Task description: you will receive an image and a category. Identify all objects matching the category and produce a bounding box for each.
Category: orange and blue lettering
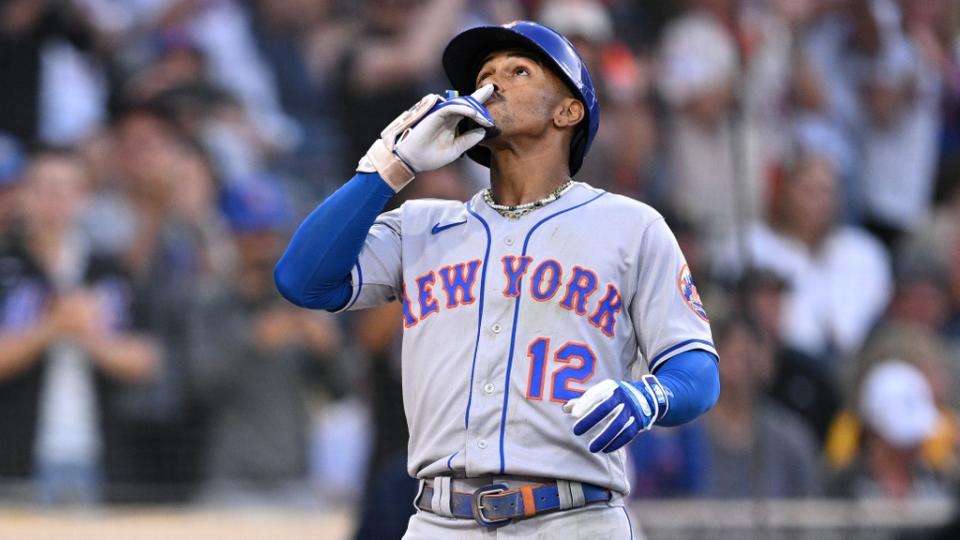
[588,285,622,337]
[501,256,533,297]
[531,260,563,301]
[560,266,597,315]
[401,283,418,328]
[551,342,596,402]
[525,337,550,400]
[439,260,481,308]
[415,271,440,320]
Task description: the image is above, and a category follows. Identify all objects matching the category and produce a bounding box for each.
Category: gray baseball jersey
[338,182,715,495]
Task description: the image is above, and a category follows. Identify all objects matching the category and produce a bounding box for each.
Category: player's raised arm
[273,87,495,311]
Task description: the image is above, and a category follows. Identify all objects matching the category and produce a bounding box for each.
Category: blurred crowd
[1,0,960,537]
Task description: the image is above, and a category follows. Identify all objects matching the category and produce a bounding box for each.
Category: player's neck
[488,152,571,206]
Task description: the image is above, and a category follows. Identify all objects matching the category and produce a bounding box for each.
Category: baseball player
[276,21,720,538]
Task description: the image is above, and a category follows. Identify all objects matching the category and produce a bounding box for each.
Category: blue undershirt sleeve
[274,172,396,311]
[650,349,720,427]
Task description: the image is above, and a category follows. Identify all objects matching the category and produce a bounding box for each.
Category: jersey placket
[462,204,524,476]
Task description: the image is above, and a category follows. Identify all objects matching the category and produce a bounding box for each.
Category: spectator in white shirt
[714,149,892,367]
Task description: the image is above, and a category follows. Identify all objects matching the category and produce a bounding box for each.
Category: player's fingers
[568,379,618,419]
[588,405,633,453]
[562,399,578,414]
[462,85,495,125]
[571,391,619,435]
[601,419,641,453]
[441,103,494,128]
[452,128,486,154]
[470,83,495,104]
[573,393,619,436]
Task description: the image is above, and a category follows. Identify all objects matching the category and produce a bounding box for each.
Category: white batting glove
[562,375,670,453]
[357,85,495,191]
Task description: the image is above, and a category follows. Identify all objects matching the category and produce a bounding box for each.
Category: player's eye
[476,71,492,86]
[513,66,530,76]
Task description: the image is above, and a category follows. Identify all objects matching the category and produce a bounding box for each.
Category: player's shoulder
[400,197,468,218]
[573,182,665,228]
[394,197,470,231]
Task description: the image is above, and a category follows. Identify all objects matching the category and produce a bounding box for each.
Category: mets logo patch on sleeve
[678,264,709,322]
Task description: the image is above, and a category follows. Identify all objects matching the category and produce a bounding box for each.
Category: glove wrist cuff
[358,139,415,192]
[638,374,670,424]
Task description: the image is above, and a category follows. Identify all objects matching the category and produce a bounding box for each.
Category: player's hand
[394,85,495,173]
[357,85,495,191]
[562,375,670,453]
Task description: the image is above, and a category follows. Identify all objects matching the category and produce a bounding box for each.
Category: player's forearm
[653,349,720,427]
[274,172,395,310]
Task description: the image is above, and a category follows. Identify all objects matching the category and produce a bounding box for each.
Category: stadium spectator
[120,0,298,153]
[78,104,231,501]
[900,185,960,341]
[188,179,340,506]
[738,268,840,443]
[0,0,101,144]
[828,360,953,501]
[826,324,960,482]
[854,0,945,247]
[332,0,467,180]
[0,148,159,504]
[247,0,350,195]
[627,420,709,499]
[656,4,779,243]
[713,150,892,364]
[632,315,822,499]
[701,316,822,498]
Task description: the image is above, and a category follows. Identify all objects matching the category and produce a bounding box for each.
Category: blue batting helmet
[442,20,600,176]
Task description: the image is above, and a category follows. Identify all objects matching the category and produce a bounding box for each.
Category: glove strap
[622,375,670,430]
[357,93,443,191]
[638,374,670,423]
[357,139,415,191]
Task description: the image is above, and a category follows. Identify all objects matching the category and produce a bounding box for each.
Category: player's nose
[481,81,501,102]
[477,73,503,99]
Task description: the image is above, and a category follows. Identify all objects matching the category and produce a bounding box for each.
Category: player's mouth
[483,90,503,106]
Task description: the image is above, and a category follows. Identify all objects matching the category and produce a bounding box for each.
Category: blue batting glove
[562,375,670,453]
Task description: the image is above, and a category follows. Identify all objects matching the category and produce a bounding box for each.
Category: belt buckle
[471,483,512,528]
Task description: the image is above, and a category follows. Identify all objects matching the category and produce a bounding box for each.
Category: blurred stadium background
[1,0,960,538]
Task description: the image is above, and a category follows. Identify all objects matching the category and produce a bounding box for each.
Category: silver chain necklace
[482,179,575,219]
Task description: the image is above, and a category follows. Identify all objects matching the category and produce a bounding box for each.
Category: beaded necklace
[482,179,575,219]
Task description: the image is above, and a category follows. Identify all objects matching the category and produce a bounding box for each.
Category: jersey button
[504,237,514,246]
[483,383,495,394]
[477,440,487,449]
[491,323,502,334]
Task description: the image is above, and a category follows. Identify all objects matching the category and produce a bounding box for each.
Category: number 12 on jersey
[525,338,596,402]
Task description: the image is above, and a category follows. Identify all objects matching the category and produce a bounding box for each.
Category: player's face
[473,50,582,144]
